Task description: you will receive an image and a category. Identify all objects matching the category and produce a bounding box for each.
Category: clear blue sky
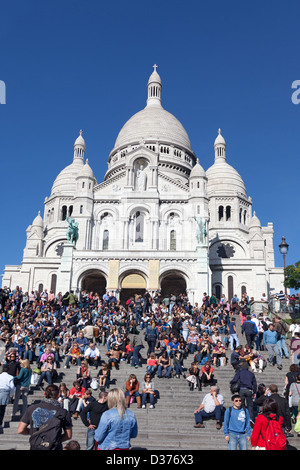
[0,0,299,289]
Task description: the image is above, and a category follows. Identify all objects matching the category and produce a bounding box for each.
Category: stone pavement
[1,316,299,451]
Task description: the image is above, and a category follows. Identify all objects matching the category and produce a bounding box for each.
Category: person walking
[223,394,251,450]
[0,365,15,427]
[263,323,282,370]
[230,362,257,423]
[12,359,32,418]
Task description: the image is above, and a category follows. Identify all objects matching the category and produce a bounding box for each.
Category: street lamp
[279,236,289,295]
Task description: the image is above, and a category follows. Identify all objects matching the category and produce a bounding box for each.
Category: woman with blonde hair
[12,359,32,417]
[94,388,138,450]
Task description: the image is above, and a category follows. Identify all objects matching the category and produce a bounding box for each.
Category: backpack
[29,408,66,450]
[262,415,287,451]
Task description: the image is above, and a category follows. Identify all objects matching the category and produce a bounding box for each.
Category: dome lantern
[74,129,86,160]
[146,64,162,108]
[214,128,226,163]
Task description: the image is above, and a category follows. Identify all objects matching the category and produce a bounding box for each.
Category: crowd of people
[0,285,300,450]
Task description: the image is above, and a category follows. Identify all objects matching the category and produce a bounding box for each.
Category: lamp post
[279,236,289,295]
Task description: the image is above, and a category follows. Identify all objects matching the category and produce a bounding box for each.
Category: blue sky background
[0,0,299,292]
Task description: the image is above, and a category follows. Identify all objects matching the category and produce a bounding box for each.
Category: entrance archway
[120,273,146,305]
[81,270,107,297]
[160,272,187,299]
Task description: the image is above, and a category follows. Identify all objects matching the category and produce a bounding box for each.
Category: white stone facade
[2,67,285,302]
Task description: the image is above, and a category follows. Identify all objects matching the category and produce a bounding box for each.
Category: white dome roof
[77,159,97,182]
[206,161,247,197]
[249,211,261,229]
[32,211,43,228]
[51,158,84,195]
[114,105,192,151]
[190,158,206,178]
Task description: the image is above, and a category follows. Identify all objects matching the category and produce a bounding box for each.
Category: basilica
[2,67,284,303]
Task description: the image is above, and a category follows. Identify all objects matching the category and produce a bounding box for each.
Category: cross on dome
[153,64,158,72]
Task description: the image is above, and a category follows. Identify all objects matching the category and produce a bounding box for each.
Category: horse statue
[66,217,79,246]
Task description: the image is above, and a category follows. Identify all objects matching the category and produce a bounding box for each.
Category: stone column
[56,242,74,294]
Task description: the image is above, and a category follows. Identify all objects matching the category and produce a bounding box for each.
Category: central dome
[112,66,192,152]
[114,105,192,151]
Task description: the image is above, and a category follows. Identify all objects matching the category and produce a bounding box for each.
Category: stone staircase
[1,318,300,451]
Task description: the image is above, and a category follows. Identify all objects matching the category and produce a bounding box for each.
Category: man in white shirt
[84,343,101,369]
[194,385,224,429]
[0,365,15,426]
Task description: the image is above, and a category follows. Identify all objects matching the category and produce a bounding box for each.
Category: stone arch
[159,269,188,298]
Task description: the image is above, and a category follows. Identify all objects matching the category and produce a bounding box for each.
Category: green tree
[284,261,300,290]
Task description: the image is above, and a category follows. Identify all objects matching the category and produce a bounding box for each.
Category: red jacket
[251,413,284,448]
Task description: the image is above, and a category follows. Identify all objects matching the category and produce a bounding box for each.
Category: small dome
[32,211,43,228]
[249,211,261,230]
[214,128,226,147]
[77,159,97,182]
[148,66,161,85]
[51,158,84,196]
[206,161,247,197]
[190,158,206,178]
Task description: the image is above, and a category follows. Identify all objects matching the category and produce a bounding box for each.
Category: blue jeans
[157,365,172,378]
[229,334,239,351]
[86,428,96,450]
[38,370,53,386]
[131,345,144,367]
[142,392,155,406]
[174,363,184,375]
[195,405,222,424]
[227,432,248,450]
[277,335,289,358]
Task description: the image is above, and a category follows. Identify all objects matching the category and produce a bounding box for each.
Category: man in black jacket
[241,316,258,349]
[230,362,257,422]
[269,383,293,437]
[80,390,108,450]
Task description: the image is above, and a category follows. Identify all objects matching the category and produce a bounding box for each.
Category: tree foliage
[284,261,300,290]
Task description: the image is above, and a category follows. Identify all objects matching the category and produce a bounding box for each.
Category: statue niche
[134,160,147,191]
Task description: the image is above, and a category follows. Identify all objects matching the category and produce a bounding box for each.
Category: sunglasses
[234,399,242,402]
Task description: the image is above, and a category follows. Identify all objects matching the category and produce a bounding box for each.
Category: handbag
[230,379,240,394]
[294,417,300,433]
[30,372,39,386]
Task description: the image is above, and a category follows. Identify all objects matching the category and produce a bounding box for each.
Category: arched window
[218,206,224,221]
[170,230,176,251]
[80,205,83,214]
[228,276,234,301]
[51,274,57,294]
[243,210,247,225]
[103,230,109,250]
[38,283,43,294]
[239,208,242,223]
[68,206,73,217]
[215,285,222,302]
[241,285,247,297]
[135,212,144,243]
[61,206,67,221]
[226,206,231,221]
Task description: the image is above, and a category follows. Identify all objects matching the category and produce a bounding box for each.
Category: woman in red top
[251,397,284,450]
[69,380,86,419]
[200,362,214,387]
[125,374,141,408]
